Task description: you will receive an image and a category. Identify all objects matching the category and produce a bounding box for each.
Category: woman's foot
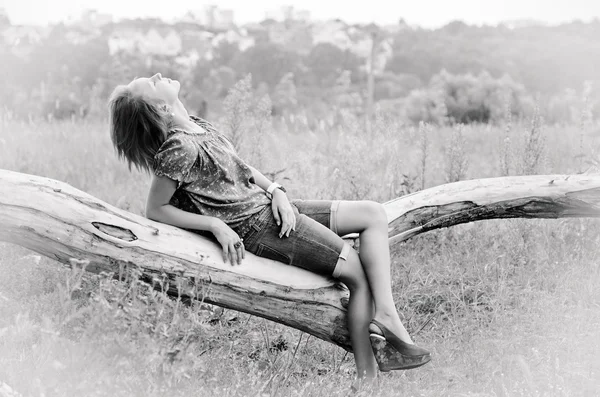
[369,315,413,344]
[369,319,431,371]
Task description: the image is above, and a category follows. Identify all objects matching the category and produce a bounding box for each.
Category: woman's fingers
[286,211,296,237]
[228,241,238,265]
[223,239,243,265]
[279,210,290,238]
[236,244,244,265]
[284,214,291,237]
[214,223,244,265]
[272,203,282,226]
[279,208,297,238]
[286,213,296,237]
[222,244,229,264]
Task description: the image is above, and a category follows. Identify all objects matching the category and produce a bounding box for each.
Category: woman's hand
[271,189,296,238]
[210,218,245,265]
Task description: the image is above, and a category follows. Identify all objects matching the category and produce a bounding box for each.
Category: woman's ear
[160,103,175,119]
[159,103,175,130]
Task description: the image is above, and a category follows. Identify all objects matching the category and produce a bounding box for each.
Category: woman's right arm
[145,174,245,265]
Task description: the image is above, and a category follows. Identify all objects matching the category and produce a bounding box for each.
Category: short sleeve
[153,134,202,184]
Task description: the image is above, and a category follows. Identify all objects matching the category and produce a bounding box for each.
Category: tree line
[1,17,599,124]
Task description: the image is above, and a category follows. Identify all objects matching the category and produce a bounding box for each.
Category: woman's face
[128,73,180,105]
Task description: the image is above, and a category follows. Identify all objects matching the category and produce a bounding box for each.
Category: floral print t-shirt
[153,116,270,232]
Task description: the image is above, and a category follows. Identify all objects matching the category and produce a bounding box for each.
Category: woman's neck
[170,102,205,134]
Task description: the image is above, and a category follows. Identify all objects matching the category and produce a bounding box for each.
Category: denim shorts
[237,200,350,278]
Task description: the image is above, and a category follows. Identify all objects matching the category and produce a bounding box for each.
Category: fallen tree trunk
[386,174,600,243]
[1,169,599,351]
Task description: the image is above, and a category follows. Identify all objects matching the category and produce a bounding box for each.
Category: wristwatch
[266,182,286,199]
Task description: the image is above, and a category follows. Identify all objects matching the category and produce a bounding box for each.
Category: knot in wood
[92,222,137,242]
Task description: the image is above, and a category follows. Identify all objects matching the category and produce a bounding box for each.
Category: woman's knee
[361,201,388,228]
[336,200,388,235]
[335,248,368,291]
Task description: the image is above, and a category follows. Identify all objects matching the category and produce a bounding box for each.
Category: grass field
[1,112,599,397]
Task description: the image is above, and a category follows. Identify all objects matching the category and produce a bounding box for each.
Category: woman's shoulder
[155,130,200,162]
[153,131,202,183]
[190,115,220,134]
[161,129,194,147]
[189,115,237,151]
[162,116,217,142]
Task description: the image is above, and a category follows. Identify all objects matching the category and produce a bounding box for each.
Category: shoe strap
[369,319,386,336]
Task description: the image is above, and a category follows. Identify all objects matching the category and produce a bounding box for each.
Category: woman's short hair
[108,85,169,173]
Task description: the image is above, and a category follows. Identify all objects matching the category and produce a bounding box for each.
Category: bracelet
[266,182,280,196]
[266,182,286,199]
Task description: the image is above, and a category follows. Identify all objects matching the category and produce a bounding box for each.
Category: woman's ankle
[371,314,414,344]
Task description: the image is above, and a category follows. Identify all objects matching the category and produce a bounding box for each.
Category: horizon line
[4,14,600,30]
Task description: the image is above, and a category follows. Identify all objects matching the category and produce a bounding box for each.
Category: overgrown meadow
[1,86,600,396]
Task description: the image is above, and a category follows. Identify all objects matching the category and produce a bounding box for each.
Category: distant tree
[430,70,531,123]
[303,42,362,87]
[191,60,213,89]
[207,66,237,97]
[374,72,422,100]
[143,55,185,81]
[212,40,241,67]
[232,43,299,88]
[0,48,22,111]
[2,16,600,121]
[386,30,446,82]
[27,25,108,93]
[70,37,111,88]
[331,70,363,114]
[221,74,253,151]
[284,24,313,54]
[401,70,533,125]
[0,11,10,29]
[441,20,469,36]
[387,22,600,96]
[272,72,298,114]
[403,88,448,125]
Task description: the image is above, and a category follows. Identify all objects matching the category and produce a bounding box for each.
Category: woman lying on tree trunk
[107,73,431,389]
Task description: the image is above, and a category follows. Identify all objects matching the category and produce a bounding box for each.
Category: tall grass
[1,104,600,396]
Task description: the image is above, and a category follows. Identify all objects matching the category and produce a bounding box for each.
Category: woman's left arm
[248,165,296,238]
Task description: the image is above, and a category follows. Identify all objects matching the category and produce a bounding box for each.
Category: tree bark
[1,169,599,351]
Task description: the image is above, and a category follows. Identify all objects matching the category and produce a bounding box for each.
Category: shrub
[444,124,469,182]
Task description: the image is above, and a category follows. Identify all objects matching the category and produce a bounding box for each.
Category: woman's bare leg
[334,248,378,381]
[335,200,413,343]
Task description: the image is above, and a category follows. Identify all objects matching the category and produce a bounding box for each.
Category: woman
[108,73,431,387]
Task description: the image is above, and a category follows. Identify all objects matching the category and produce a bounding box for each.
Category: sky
[2,0,600,28]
